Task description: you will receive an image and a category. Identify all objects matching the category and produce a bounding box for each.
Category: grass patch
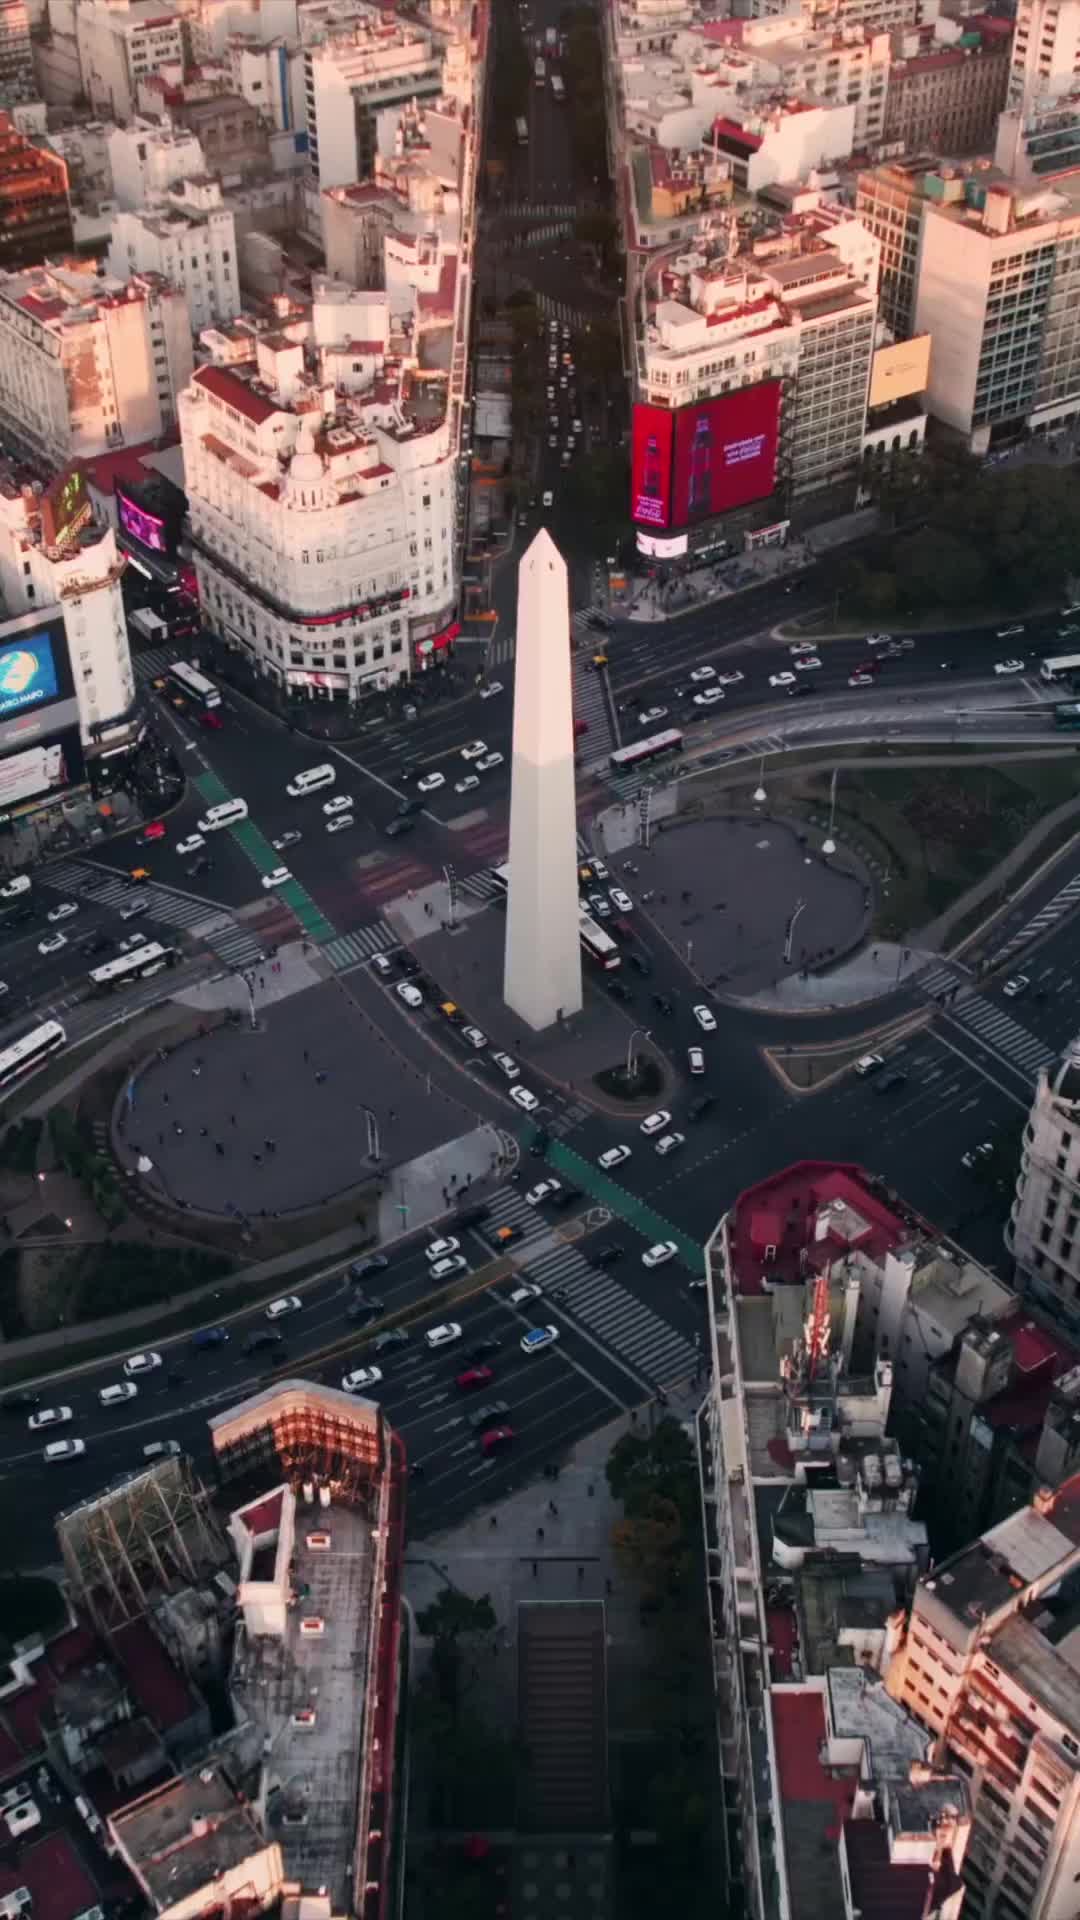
[0,1241,234,1339]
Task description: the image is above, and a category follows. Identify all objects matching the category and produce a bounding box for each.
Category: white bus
[89,943,176,991]
[168,660,221,710]
[0,1021,66,1093]
[1040,653,1080,684]
[488,865,620,969]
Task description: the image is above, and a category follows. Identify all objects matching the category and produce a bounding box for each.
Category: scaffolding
[57,1459,228,1630]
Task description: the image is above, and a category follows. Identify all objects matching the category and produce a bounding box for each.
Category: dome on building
[289,420,324,487]
[1049,1046,1080,1104]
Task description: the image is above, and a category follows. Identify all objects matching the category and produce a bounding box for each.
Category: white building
[75,0,185,123]
[0,264,194,468]
[108,179,240,333]
[1009,1048,1080,1334]
[304,16,446,197]
[1008,0,1080,111]
[225,33,303,135]
[108,119,207,209]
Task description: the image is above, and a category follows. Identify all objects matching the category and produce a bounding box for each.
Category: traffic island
[593,1057,664,1101]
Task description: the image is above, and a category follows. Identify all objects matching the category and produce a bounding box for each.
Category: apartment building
[304,16,445,195]
[0,111,73,274]
[887,1473,1080,1920]
[1010,1048,1080,1329]
[107,120,206,210]
[107,178,240,333]
[883,27,1011,155]
[855,157,933,336]
[0,264,193,468]
[0,0,34,106]
[696,1156,974,1920]
[1008,0,1080,111]
[74,0,185,123]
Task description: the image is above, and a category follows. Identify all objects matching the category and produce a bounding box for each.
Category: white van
[0,875,30,900]
[286,764,336,799]
[196,798,249,833]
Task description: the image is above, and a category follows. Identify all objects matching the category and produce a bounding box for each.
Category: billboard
[117,488,168,553]
[671,383,781,526]
[41,468,91,552]
[637,530,688,559]
[0,734,82,810]
[631,404,675,529]
[0,632,60,719]
[868,336,931,411]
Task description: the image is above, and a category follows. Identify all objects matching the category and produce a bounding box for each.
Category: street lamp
[752,752,767,806]
[357,1105,381,1164]
[822,767,839,857]
[626,1027,651,1082]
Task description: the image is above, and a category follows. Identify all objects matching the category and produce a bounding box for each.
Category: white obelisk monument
[502,528,583,1030]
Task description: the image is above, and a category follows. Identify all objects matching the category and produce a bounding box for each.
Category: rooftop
[917,1473,1080,1642]
[194,362,281,426]
[111,1617,195,1731]
[111,1765,265,1911]
[771,1689,854,1920]
[730,1162,910,1298]
[0,1831,100,1920]
[842,1817,957,1920]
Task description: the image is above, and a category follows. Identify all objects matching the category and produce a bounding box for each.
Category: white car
[272,830,302,852]
[520,1324,560,1354]
[688,1046,705,1074]
[769,671,795,689]
[265,1295,302,1320]
[492,1052,519,1079]
[693,1005,717,1032]
[261,867,292,890]
[848,671,875,687]
[427,1237,461,1262]
[47,901,78,923]
[38,933,67,955]
[997,624,1024,638]
[342,1366,384,1393]
[143,1440,181,1460]
[510,1085,539,1111]
[425,1322,463,1350]
[994,659,1026,675]
[43,1440,85,1465]
[396,982,423,1008]
[716,670,744,686]
[690,665,716,683]
[638,706,668,726]
[431,1254,468,1282]
[99,1382,138,1407]
[1003,974,1030,999]
[526,1179,560,1205]
[655,1132,685,1157]
[789,641,818,656]
[123,1350,162,1377]
[176,834,205,857]
[327,815,354,834]
[865,632,893,647]
[508,1281,543,1305]
[793,654,821,672]
[640,1109,671,1136]
[324,794,354,817]
[28,1405,72,1431]
[642,1241,678,1268]
[610,888,633,913]
[693,688,724,707]
[541,491,553,507]
[854,1052,885,1076]
[124,1350,162,1377]
[598,1145,630,1169]
[462,1026,487,1050]
[455,775,480,794]
[479,681,504,700]
[476,752,504,772]
[417,772,445,794]
[461,741,488,761]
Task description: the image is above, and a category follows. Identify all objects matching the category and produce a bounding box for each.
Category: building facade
[0,0,34,105]
[75,0,184,124]
[304,17,445,201]
[1009,1049,1080,1330]
[0,111,73,274]
[107,180,241,334]
[1008,0,1080,112]
[883,36,1011,156]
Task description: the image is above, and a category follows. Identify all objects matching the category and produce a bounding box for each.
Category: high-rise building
[0,263,194,468]
[883,24,1012,157]
[0,111,72,273]
[0,0,34,106]
[74,0,184,124]
[1009,1047,1080,1331]
[107,179,241,334]
[1008,0,1080,111]
[304,17,445,197]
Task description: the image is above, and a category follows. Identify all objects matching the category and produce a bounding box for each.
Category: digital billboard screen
[0,633,59,719]
[117,488,168,553]
[671,382,781,528]
[0,733,82,810]
[630,404,675,529]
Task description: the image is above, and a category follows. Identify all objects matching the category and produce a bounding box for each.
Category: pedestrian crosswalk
[479,1190,699,1388]
[324,921,399,970]
[459,833,591,905]
[41,860,265,970]
[992,869,1080,968]
[132,645,178,682]
[518,222,573,248]
[485,628,517,666]
[915,960,969,1001]
[536,292,592,331]
[573,644,615,763]
[945,989,1057,1082]
[497,201,577,218]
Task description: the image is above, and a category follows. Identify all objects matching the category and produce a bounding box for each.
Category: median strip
[192,771,337,944]
[540,1134,705,1273]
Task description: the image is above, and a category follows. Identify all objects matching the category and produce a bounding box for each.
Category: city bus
[515,116,528,145]
[1056,702,1080,728]
[168,660,221,710]
[0,1021,66,1094]
[487,865,621,968]
[1039,653,1080,685]
[609,728,685,773]
[89,943,176,991]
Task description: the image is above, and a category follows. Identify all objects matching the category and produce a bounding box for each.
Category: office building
[304,15,445,198]
[107,120,206,210]
[0,0,34,106]
[1008,0,1080,111]
[0,111,73,273]
[883,23,1011,156]
[107,179,241,334]
[1010,1047,1080,1330]
[0,263,193,468]
[74,0,184,124]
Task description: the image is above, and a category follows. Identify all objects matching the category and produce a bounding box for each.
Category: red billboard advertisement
[671,382,781,527]
[631,404,675,529]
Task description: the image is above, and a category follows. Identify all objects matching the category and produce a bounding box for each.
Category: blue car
[192,1326,229,1350]
[520,1325,560,1356]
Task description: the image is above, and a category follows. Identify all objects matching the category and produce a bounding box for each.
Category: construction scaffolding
[57,1459,229,1630]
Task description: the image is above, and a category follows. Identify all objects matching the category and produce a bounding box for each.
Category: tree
[894,526,987,611]
[613,1491,684,1591]
[416,1585,497,1645]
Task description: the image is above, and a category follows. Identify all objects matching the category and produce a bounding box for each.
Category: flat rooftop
[0,1832,100,1920]
[771,1690,853,1920]
[230,1498,374,1910]
[730,1162,909,1298]
[111,1765,263,1910]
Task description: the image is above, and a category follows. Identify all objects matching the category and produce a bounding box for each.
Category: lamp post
[358,1104,381,1164]
[626,1027,651,1082]
[784,900,806,967]
[443,863,457,930]
[822,767,839,857]
[753,753,767,806]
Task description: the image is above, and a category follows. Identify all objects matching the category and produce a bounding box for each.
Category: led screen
[670,382,781,527]
[0,634,59,718]
[0,734,80,809]
[117,489,168,553]
[630,404,675,529]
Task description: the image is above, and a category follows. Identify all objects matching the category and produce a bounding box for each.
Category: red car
[200,710,224,731]
[137,821,166,843]
[456,1365,495,1392]
[481,1424,514,1454]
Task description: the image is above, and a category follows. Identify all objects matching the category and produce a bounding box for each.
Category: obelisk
[502,529,583,1030]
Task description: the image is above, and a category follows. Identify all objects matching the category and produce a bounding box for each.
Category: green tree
[416,1585,497,1644]
[613,1491,684,1592]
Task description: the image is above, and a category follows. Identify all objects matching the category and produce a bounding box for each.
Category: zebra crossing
[496,201,577,218]
[132,645,178,682]
[41,860,265,970]
[915,960,969,1000]
[323,921,399,970]
[517,222,573,248]
[945,989,1057,1083]
[573,643,615,762]
[536,292,592,330]
[485,628,517,666]
[991,869,1080,967]
[460,832,590,905]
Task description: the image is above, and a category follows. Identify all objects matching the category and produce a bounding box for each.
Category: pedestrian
[577,1565,584,1581]
[489,1514,498,1528]
[605,1577,613,1595]
[242,1071,250,1085]
[253,1152,262,1165]
[303,1049,309,1063]
[259,975,265,989]
[265,1138,276,1153]
[192,1065,201,1078]
[536,1525,545,1543]
[215,1142,225,1156]
[158,1131,164,1146]
[548,1499,558,1517]
[315,1070,327,1085]
[199,1125,208,1138]
[162,1090,170,1106]
[230,1113,237,1127]
[532,1560,538,1577]
[587,1483,594,1498]
[174,1123,184,1137]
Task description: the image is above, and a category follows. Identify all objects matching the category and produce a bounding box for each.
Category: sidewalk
[730,941,934,1013]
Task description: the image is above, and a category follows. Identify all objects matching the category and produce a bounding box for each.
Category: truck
[128,607,169,644]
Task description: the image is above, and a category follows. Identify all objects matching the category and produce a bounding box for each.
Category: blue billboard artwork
[0,634,59,717]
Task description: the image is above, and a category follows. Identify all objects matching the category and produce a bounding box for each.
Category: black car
[874,1070,909,1095]
[469,1398,511,1432]
[455,1203,492,1229]
[593,1245,623,1267]
[187,855,213,876]
[397,796,425,816]
[688,1093,716,1121]
[349,1254,389,1281]
[1,1390,40,1414]
[84,934,114,956]
[346,1293,385,1322]
[651,992,674,1015]
[530,1128,551,1157]
[550,1186,582,1210]
[243,1330,284,1354]
[394,951,421,976]
[372,1327,410,1354]
[628,953,652,978]
[385,816,416,837]
[607,978,632,1003]
[788,681,819,697]
[468,1337,502,1360]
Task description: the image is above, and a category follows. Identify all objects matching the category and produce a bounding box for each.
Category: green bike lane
[193,770,337,945]
[538,1129,706,1274]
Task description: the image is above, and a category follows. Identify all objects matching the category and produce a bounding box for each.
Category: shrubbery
[48,1106,126,1227]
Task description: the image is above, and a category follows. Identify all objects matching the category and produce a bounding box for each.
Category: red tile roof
[731,1162,907,1296]
[984,1313,1080,1435]
[0,1833,99,1920]
[111,1619,194,1731]
[195,363,279,425]
[843,1818,938,1920]
[712,116,763,153]
[417,253,458,318]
